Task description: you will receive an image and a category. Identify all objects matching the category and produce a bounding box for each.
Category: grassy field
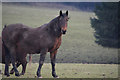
[1,63,118,78]
[0,3,119,78]
[2,3,118,63]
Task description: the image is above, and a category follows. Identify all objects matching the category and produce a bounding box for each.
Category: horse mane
[47,16,62,37]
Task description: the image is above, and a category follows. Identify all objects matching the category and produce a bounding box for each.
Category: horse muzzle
[61,30,66,34]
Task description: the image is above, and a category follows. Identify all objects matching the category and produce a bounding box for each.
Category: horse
[2,10,69,78]
[0,37,32,76]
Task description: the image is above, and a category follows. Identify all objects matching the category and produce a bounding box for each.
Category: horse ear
[59,10,62,16]
[66,10,68,16]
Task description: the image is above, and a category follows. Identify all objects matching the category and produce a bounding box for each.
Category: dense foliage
[90,2,119,48]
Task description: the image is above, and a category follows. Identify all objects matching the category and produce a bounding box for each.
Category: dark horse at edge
[0,36,32,75]
[2,10,69,78]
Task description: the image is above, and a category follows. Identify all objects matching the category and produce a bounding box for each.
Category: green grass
[1,63,118,78]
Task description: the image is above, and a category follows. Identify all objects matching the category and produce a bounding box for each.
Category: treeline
[3,2,100,11]
[90,2,119,48]
[61,2,101,12]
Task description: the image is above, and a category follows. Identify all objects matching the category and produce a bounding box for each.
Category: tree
[90,2,119,48]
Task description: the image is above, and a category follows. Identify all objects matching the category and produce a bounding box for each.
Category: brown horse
[2,10,69,78]
[0,37,32,75]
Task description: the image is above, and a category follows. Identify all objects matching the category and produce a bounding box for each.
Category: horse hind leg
[10,58,27,76]
[9,47,20,76]
[10,62,21,74]
[2,42,10,77]
[4,54,10,77]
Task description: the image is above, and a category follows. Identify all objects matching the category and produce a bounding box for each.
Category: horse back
[2,24,29,45]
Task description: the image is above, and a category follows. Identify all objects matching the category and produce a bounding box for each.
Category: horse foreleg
[50,50,58,78]
[37,49,47,78]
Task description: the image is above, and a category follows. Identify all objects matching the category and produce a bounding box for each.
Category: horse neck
[48,18,62,38]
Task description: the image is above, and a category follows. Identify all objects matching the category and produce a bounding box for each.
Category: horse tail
[29,54,32,65]
[2,39,10,63]
[2,24,7,30]
[4,25,7,28]
[2,39,9,55]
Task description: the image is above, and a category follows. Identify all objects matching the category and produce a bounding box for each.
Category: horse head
[58,10,69,35]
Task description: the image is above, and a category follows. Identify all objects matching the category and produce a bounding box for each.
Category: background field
[0,3,119,78]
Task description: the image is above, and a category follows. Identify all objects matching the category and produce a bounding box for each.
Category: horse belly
[16,41,40,55]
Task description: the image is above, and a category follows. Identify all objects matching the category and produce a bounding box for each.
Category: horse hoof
[5,74,10,77]
[56,76,59,78]
[6,74,10,77]
[52,74,59,78]
[54,76,59,78]
[10,71,14,74]
[38,76,42,78]
[53,75,59,78]
[4,73,10,77]
[15,73,20,76]
[6,75,10,77]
